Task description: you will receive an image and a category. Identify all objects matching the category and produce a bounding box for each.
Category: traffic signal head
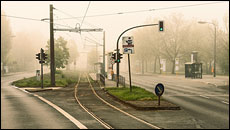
[39,60,45,64]
[159,21,164,31]
[117,53,123,63]
[42,53,48,60]
[36,53,41,60]
[111,53,116,60]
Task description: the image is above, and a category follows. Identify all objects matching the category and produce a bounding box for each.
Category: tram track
[74,72,161,129]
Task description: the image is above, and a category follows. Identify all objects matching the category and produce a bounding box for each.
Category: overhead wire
[80,1,91,28]
[54,6,99,29]
[1,14,73,28]
[53,1,227,20]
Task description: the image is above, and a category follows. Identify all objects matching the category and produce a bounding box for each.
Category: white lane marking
[221,101,229,105]
[199,95,210,99]
[33,94,88,129]
[11,84,87,129]
[12,86,32,95]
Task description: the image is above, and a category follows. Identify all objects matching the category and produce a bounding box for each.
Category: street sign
[155,83,164,106]
[122,36,134,54]
[155,83,164,96]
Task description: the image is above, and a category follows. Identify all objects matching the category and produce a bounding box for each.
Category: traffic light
[112,53,116,59]
[42,53,48,60]
[111,53,117,63]
[39,60,45,64]
[117,53,123,63]
[36,53,41,60]
[159,21,164,31]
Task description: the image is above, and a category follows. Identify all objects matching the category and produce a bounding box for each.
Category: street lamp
[198,21,216,77]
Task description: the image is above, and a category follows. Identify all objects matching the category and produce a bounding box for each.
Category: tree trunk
[205,62,209,74]
[158,56,162,74]
[171,59,175,74]
[209,61,212,74]
[141,59,144,74]
[154,56,157,73]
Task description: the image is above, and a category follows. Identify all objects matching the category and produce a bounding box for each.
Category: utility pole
[50,4,55,86]
[214,25,216,77]
[48,5,102,86]
[103,31,105,76]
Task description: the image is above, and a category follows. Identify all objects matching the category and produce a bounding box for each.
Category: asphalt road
[1,72,79,129]
[121,72,229,129]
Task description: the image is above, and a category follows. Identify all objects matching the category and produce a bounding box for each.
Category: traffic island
[103,86,180,111]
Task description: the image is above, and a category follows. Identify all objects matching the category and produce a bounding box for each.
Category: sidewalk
[157,74,229,89]
[90,72,229,89]
[131,72,229,88]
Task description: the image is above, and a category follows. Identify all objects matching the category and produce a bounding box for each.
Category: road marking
[12,85,87,128]
[199,95,209,99]
[33,94,88,129]
[221,101,229,105]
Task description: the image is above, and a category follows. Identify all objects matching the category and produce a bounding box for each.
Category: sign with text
[122,36,134,54]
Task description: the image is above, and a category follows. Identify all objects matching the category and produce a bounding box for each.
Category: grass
[11,70,79,87]
[105,86,159,101]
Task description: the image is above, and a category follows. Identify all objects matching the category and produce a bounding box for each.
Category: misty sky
[1,1,229,53]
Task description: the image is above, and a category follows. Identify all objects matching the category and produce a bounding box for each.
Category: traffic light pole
[40,48,44,89]
[116,23,158,87]
[41,57,44,89]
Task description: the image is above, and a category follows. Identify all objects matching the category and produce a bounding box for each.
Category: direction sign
[155,83,164,96]
[122,36,134,54]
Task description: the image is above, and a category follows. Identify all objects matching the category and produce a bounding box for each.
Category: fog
[1,1,229,75]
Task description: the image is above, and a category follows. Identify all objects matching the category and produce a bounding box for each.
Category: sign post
[155,83,165,106]
[122,36,134,92]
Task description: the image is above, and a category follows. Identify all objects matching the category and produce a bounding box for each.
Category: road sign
[155,83,164,106]
[122,36,134,54]
[155,83,164,97]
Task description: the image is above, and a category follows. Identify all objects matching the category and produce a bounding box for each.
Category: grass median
[11,70,79,87]
[105,86,160,101]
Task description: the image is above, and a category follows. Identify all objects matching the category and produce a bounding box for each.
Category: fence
[112,74,126,87]
[96,73,105,86]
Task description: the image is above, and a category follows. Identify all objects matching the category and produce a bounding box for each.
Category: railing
[96,73,105,86]
[112,74,126,87]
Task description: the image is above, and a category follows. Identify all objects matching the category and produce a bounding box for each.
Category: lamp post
[198,21,216,77]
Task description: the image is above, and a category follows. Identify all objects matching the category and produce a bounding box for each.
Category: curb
[102,88,180,111]
[25,88,53,92]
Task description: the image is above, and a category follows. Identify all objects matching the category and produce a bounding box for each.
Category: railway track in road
[74,72,161,129]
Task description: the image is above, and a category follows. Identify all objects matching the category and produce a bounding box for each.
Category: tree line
[121,13,229,75]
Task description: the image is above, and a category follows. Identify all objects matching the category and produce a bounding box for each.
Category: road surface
[1,72,79,129]
[121,72,229,129]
